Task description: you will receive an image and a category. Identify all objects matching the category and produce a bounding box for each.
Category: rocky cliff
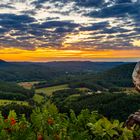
[132,62,140,92]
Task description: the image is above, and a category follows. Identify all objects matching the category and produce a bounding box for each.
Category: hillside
[0,61,125,82]
[100,62,136,81]
[69,63,136,90]
[0,81,34,100]
[0,59,9,66]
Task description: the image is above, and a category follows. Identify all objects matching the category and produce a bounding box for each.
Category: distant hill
[0,59,5,62]
[0,59,9,65]
[40,61,126,73]
[0,61,126,82]
[100,62,136,80]
[69,62,136,89]
[98,62,136,87]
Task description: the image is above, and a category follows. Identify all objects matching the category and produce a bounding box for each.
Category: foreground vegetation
[0,102,139,140]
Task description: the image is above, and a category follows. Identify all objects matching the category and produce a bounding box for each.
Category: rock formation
[132,62,140,92]
[125,62,140,133]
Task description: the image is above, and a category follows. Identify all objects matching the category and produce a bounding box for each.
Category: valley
[0,60,140,139]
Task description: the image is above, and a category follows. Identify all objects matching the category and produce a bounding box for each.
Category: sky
[0,0,140,62]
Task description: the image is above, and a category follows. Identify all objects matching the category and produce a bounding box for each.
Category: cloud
[0,14,36,31]
[75,0,104,7]
[0,0,140,51]
[0,4,15,9]
[39,21,79,28]
[80,22,109,31]
[87,3,140,18]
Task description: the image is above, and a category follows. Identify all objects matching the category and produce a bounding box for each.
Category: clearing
[35,84,69,96]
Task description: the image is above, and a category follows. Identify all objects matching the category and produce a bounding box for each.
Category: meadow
[35,84,69,96]
[33,94,44,103]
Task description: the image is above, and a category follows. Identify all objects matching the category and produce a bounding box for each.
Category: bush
[0,102,139,140]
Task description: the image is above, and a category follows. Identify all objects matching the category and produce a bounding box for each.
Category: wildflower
[37,134,43,140]
[10,117,16,126]
[47,118,54,125]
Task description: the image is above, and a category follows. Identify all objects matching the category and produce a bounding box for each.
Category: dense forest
[0,81,34,100]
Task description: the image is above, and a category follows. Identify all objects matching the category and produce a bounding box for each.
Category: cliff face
[132,62,140,92]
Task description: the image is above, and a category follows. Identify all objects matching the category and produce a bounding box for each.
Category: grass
[33,94,44,103]
[65,94,80,102]
[35,84,69,96]
[122,87,139,94]
[77,87,92,92]
[0,100,28,106]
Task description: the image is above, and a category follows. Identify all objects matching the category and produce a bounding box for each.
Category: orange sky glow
[0,47,140,62]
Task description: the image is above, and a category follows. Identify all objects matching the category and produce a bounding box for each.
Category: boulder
[125,62,140,131]
[132,62,140,92]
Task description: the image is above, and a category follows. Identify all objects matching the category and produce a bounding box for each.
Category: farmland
[35,84,69,96]
[18,81,40,89]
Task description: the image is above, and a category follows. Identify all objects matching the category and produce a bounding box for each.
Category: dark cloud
[0,14,36,31]
[100,27,130,34]
[87,3,140,18]
[0,14,36,23]
[0,28,8,34]
[80,22,109,31]
[39,21,79,28]
[75,0,104,7]
[88,3,140,18]
[116,0,132,3]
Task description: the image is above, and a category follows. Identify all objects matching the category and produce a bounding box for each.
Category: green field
[0,100,28,106]
[35,84,69,96]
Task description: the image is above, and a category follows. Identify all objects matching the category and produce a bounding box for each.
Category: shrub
[0,102,139,140]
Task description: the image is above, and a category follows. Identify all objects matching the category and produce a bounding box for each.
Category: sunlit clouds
[0,0,140,61]
[133,39,140,47]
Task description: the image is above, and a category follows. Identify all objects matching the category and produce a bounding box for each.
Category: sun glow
[133,40,140,47]
[0,47,140,62]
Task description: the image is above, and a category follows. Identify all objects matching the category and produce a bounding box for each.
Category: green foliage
[87,118,133,140]
[52,92,140,121]
[0,103,33,119]
[0,103,139,140]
